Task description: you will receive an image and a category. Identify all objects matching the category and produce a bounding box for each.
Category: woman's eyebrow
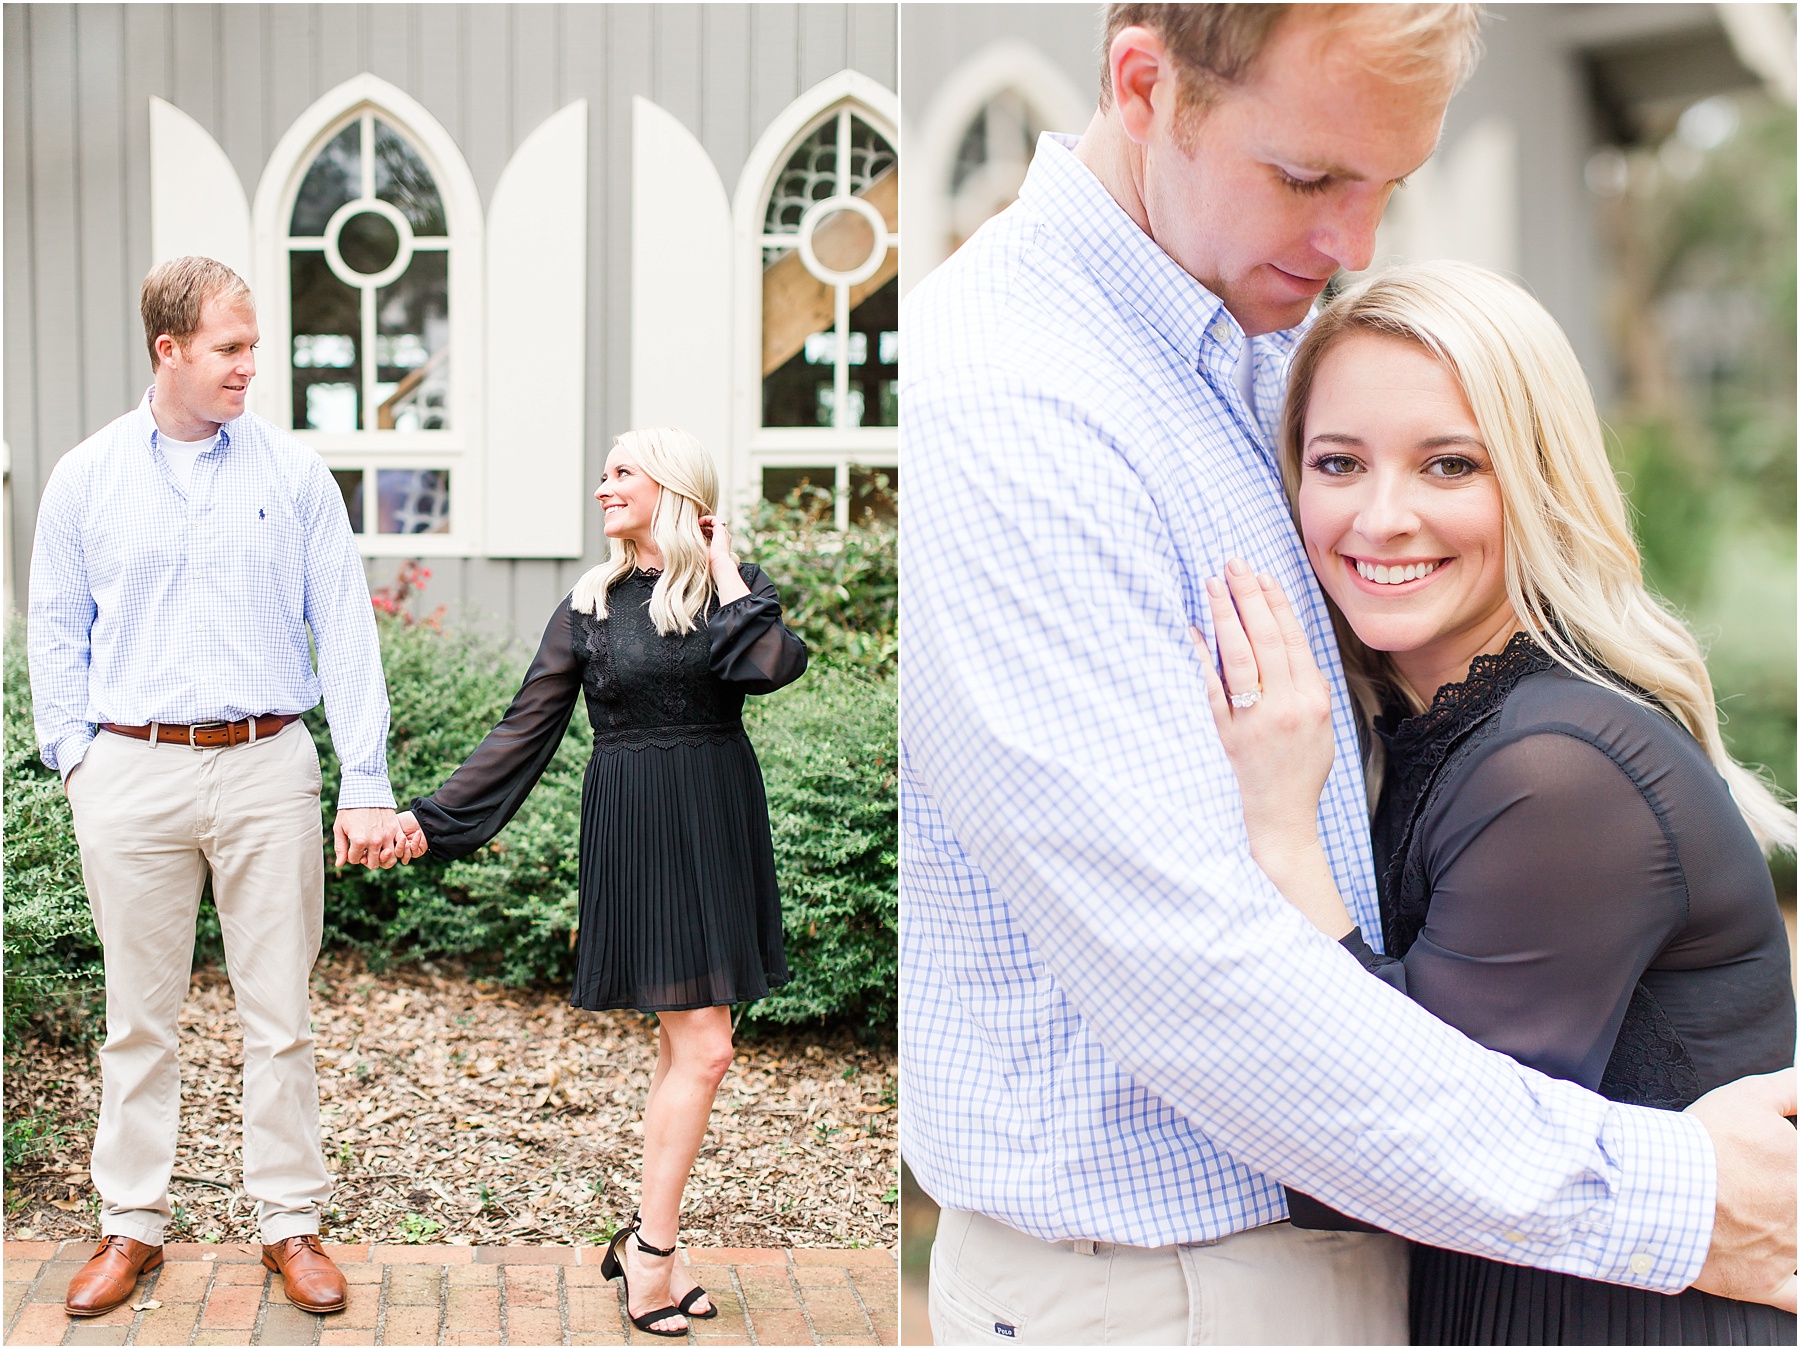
[1305,432,1364,448]
[1418,434,1487,451]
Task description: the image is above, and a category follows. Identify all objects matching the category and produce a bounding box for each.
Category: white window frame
[733,72,899,531]
[906,40,1092,286]
[251,74,486,556]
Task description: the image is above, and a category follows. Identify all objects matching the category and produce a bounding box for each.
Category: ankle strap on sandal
[634,1232,677,1259]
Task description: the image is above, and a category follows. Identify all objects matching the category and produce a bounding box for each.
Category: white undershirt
[156,431,217,496]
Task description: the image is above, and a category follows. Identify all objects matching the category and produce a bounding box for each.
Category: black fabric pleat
[1410,1244,1798,1345]
[570,732,789,1013]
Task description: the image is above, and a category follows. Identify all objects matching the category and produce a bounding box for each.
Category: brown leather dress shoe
[65,1234,164,1317]
[261,1234,347,1314]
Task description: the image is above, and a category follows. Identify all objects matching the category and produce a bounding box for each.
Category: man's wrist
[1575,1104,1715,1293]
[336,771,397,812]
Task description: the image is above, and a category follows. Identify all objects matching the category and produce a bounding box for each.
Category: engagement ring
[1229,688,1263,709]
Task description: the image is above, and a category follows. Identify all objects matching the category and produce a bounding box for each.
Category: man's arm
[28,462,99,781]
[297,456,399,865]
[902,361,1721,1292]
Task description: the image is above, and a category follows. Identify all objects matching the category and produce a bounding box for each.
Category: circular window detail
[324,198,415,289]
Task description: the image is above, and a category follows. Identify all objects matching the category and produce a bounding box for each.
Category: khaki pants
[67,723,332,1244]
[929,1208,1409,1346]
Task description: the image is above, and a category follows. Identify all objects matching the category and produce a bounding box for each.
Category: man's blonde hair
[1099,4,1483,117]
[571,428,721,636]
[1279,260,1795,855]
[140,256,253,371]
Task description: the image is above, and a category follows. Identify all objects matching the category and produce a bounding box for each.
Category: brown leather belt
[100,714,300,749]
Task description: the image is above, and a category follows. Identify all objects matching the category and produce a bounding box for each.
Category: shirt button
[1628,1252,1654,1276]
[1209,318,1234,343]
[1501,1230,1525,1244]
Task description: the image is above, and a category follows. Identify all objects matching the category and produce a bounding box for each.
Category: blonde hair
[141,256,253,371]
[1099,4,1484,115]
[570,428,719,636]
[1280,261,1794,855]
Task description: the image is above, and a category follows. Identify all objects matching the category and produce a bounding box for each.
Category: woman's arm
[707,560,808,694]
[402,598,584,861]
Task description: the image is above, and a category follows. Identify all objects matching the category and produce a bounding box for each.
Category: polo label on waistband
[993,1324,1016,1338]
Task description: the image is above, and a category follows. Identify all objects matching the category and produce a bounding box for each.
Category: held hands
[699,515,751,604]
[1193,560,1354,939]
[332,807,411,871]
[1686,1068,1797,1311]
[395,810,430,863]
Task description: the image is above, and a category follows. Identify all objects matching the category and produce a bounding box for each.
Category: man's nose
[1314,190,1387,276]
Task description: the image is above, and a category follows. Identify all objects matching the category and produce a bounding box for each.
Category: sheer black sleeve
[411,599,583,860]
[1378,730,1687,1089]
[1294,727,1690,1232]
[709,563,807,694]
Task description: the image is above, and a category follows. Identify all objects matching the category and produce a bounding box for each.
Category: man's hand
[333,807,403,870]
[1687,1068,1796,1311]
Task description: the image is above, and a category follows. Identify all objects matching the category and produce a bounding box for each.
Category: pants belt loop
[148,720,159,749]
[248,716,258,745]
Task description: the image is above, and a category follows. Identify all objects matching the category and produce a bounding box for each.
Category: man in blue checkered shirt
[902,6,1796,1342]
[28,257,408,1320]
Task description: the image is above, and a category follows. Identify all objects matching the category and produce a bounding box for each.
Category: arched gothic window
[286,110,452,537]
[750,96,899,528]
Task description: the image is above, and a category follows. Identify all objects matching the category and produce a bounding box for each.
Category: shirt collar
[1016,133,1309,370]
[137,385,233,450]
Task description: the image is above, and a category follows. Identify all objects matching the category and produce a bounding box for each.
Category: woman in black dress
[1197,262,1795,1344]
[394,427,806,1336]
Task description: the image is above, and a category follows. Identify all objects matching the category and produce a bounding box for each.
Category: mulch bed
[4,954,897,1252]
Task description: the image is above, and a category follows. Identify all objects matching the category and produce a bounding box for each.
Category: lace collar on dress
[1375,630,1556,765]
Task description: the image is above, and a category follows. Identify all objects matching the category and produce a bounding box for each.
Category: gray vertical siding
[4,2,897,643]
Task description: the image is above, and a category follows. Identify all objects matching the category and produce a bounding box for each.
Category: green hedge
[3,535,897,1043]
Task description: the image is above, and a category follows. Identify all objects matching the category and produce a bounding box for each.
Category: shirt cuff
[50,727,96,780]
[336,770,397,811]
[1573,1103,1715,1293]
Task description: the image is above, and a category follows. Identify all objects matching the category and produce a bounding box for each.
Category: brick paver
[4,1242,897,1345]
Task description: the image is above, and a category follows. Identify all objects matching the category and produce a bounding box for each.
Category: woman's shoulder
[1497,664,1701,768]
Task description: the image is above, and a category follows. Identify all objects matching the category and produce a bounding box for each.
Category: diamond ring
[1229,688,1263,710]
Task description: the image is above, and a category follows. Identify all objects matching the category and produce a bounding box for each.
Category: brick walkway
[3,1242,897,1346]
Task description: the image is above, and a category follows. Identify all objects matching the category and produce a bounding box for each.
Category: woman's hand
[396,810,430,863]
[699,515,751,604]
[1194,560,1354,938]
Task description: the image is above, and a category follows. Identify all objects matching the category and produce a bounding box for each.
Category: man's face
[1137,20,1449,336]
[160,293,259,426]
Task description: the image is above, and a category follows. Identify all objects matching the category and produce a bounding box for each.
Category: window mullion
[833,282,850,430]
[361,283,377,430]
[360,113,375,200]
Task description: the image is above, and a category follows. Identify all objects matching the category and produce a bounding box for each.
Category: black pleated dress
[412,564,806,1012]
[1288,633,1795,1345]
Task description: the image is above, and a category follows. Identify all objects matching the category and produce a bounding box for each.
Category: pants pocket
[929,1250,1030,1346]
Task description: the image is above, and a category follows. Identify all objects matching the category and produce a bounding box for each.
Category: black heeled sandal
[600,1215,691,1337]
[626,1209,717,1319]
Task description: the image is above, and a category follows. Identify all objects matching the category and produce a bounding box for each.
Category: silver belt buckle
[189,720,228,750]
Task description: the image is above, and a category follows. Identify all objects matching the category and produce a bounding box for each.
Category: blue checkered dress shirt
[899,134,1714,1291]
[29,390,396,809]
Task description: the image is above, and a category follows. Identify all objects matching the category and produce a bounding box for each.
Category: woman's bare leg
[625,1006,732,1331]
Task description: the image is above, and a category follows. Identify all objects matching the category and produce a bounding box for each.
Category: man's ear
[1109,25,1178,147]
[153,332,181,368]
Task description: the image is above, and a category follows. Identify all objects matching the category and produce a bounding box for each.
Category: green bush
[2,616,103,1047]
[744,663,898,1037]
[4,538,898,1039]
[746,481,897,677]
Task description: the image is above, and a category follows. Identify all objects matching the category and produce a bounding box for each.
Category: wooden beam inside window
[762,166,898,377]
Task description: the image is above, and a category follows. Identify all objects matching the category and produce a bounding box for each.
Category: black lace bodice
[1350,632,1792,1108]
[411,563,807,859]
[572,568,789,748]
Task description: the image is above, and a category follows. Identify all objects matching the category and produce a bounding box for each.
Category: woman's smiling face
[1297,331,1518,697]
